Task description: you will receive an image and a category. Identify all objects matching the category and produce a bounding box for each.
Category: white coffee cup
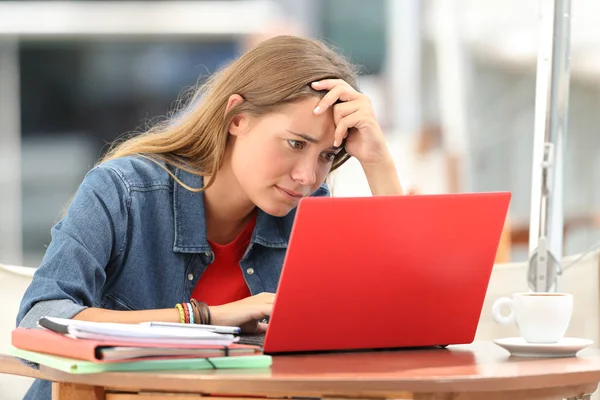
[491,292,573,343]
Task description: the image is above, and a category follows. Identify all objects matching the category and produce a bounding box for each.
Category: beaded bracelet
[186,302,195,324]
[183,302,191,324]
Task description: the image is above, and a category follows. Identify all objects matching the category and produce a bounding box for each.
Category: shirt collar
[172,168,288,253]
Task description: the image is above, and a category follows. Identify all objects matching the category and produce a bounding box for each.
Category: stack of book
[9,317,271,373]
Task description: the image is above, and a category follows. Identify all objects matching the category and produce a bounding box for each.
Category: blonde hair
[101,35,359,192]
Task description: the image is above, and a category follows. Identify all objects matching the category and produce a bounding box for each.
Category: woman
[17,35,402,399]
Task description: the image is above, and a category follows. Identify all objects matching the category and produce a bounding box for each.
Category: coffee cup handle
[492,297,515,325]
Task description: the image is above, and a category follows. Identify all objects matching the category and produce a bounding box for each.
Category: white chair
[477,250,600,400]
[0,263,35,399]
[476,249,600,344]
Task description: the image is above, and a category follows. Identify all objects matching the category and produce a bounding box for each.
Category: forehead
[277,98,336,140]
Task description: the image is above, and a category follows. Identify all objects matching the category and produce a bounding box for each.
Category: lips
[276,186,305,198]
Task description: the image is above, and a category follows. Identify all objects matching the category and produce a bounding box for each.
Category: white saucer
[493,337,594,358]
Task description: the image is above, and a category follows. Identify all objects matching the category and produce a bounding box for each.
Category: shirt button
[187,273,194,281]
[246,268,254,275]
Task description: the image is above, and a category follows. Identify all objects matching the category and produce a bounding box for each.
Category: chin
[259,203,296,217]
[253,197,296,217]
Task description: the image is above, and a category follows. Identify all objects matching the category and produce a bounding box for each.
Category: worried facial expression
[228,97,340,216]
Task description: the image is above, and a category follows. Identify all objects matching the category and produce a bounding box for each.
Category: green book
[7,345,272,374]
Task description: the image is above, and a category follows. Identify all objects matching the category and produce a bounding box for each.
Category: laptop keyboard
[237,333,266,347]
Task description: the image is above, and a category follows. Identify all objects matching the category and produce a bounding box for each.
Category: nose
[291,156,317,186]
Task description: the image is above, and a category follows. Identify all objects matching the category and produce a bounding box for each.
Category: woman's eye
[288,140,305,150]
[322,152,337,162]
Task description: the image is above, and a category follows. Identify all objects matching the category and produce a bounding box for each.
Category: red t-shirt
[191,214,256,306]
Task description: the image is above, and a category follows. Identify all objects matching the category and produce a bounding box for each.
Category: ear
[225,94,249,137]
[225,94,244,114]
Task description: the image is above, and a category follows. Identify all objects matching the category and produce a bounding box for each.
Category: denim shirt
[16,155,329,400]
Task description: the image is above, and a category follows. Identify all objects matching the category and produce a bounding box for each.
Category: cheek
[232,139,293,182]
[314,162,331,186]
[261,143,294,172]
[250,144,296,184]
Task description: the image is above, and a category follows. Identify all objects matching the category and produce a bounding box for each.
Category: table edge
[37,366,600,396]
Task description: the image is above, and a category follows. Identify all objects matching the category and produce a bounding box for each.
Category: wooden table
[2,342,600,400]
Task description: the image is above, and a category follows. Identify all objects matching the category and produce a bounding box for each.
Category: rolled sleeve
[16,165,130,328]
[18,299,88,329]
[16,299,88,370]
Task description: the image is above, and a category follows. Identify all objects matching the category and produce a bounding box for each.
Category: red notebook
[12,328,261,362]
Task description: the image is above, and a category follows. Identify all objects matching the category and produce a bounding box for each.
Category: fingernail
[313,106,321,114]
[312,81,320,87]
[333,140,338,147]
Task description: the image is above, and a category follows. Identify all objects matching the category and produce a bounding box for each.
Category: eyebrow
[286,130,341,151]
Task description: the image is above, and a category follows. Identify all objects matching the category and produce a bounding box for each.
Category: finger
[332,100,361,126]
[312,85,345,115]
[333,120,349,148]
[256,292,276,304]
[252,303,274,319]
[312,83,360,114]
[311,78,354,91]
[239,320,259,334]
[256,322,269,333]
[334,112,365,147]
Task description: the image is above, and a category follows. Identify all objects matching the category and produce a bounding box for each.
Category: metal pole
[433,0,472,192]
[387,0,421,135]
[527,0,571,292]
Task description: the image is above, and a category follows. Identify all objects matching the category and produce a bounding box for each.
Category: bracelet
[182,301,190,324]
[175,303,185,324]
[199,301,211,325]
[205,302,211,325]
[190,299,211,325]
[186,302,195,324]
[190,299,200,324]
[190,299,203,324]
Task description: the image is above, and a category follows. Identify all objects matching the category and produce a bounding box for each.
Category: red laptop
[258,192,511,354]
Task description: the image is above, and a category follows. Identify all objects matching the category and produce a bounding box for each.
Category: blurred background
[1,0,600,269]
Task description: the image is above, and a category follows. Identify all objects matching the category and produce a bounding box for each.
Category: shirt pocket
[100,293,136,311]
